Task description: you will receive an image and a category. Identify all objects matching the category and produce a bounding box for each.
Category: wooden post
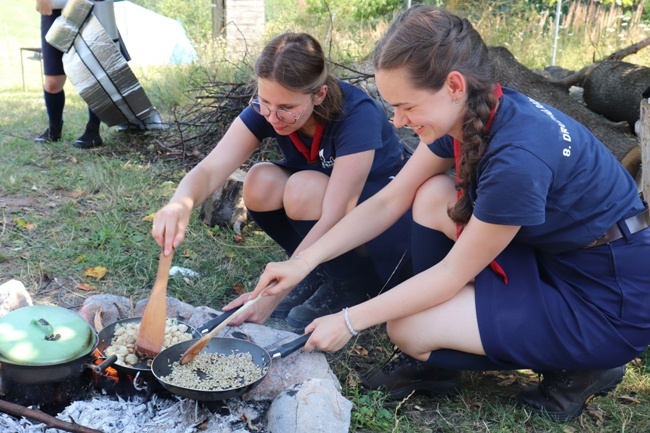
[641,99,650,201]
[211,0,224,39]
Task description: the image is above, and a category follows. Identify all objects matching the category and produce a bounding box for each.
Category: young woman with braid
[245,6,650,422]
[152,32,412,329]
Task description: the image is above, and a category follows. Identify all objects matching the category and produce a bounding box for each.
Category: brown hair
[374,5,498,225]
[255,33,343,124]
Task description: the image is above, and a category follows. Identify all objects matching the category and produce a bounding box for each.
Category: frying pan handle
[270,333,312,359]
[196,309,238,335]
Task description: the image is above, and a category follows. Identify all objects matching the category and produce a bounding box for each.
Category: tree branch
[0,399,103,433]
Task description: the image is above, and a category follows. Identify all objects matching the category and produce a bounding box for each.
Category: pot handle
[92,354,118,374]
[195,309,239,335]
[270,333,311,360]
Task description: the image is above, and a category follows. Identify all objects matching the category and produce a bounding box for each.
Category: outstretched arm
[249,142,453,300]
[152,118,260,255]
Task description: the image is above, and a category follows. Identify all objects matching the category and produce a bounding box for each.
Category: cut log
[582,60,650,128]
[489,45,639,163]
[549,36,650,88]
[199,168,248,234]
[640,99,649,200]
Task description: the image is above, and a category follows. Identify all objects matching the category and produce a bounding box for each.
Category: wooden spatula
[179,284,274,365]
[135,248,173,358]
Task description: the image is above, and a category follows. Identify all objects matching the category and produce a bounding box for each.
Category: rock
[0,279,33,318]
[199,168,248,235]
[134,297,196,323]
[266,378,352,433]
[77,294,132,328]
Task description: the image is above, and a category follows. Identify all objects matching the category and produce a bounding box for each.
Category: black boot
[271,268,325,319]
[34,121,63,143]
[360,352,463,400]
[286,275,379,329]
[73,123,103,149]
[517,366,626,422]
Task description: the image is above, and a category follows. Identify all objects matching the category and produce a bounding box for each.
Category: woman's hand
[248,257,312,300]
[36,0,54,15]
[303,311,354,352]
[221,291,283,325]
[152,202,191,256]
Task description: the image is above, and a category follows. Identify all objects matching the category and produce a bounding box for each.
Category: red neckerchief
[453,83,508,284]
[289,122,325,164]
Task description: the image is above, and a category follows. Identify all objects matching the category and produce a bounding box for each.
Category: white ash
[0,394,270,433]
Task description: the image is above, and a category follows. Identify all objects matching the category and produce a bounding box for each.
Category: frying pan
[151,332,310,401]
[95,315,228,377]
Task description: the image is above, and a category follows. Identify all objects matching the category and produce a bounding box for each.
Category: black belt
[583,209,650,248]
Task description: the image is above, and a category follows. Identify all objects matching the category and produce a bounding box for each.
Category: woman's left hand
[303,311,354,352]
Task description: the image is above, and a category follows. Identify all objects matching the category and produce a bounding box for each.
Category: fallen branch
[550,36,650,88]
[0,399,103,433]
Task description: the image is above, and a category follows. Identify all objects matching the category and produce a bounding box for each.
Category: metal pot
[0,305,98,412]
[151,333,310,401]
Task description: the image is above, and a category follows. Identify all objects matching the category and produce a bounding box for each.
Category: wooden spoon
[135,248,173,358]
[179,284,273,365]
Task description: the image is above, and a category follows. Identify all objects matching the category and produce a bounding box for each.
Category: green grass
[2,2,650,432]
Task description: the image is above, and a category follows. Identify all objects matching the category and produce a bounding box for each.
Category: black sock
[87,109,101,129]
[44,90,65,125]
[411,221,455,275]
[426,349,524,371]
[247,208,302,256]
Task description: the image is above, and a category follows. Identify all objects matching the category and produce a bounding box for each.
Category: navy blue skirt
[477,226,650,370]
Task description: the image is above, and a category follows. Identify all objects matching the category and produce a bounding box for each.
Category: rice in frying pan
[161,352,268,391]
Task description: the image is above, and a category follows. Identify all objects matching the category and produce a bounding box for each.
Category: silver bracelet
[343,307,358,336]
[292,255,312,273]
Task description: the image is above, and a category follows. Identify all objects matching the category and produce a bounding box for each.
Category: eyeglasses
[249,97,307,125]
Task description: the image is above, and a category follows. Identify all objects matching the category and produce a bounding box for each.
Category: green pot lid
[0,305,96,366]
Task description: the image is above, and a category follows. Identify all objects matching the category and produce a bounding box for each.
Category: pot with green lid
[0,305,98,412]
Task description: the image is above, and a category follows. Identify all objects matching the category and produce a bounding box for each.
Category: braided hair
[374,5,498,225]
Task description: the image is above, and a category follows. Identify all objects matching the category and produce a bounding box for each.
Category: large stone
[199,168,248,234]
[266,378,353,433]
[0,279,33,318]
[77,294,132,329]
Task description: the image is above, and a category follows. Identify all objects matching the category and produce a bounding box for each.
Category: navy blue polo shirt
[239,81,407,181]
[429,87,645,253]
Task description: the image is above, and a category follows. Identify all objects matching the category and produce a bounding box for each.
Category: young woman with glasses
[152,32,412,328]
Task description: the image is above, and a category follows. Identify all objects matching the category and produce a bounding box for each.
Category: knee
[283,171,326,220]
[43,75,65,93]
[386,319,409,347]
[412,174,456,230]
[387,320,429,361]
[243,163,285,211]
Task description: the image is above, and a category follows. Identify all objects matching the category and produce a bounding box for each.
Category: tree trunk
[582,60,650,128]
[489,46,639,162]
